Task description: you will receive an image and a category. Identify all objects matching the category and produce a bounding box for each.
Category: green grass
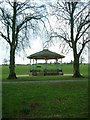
[2,81,88,119]
[1,65,30,79]
[2,64,88,118]
[1,64,88,81]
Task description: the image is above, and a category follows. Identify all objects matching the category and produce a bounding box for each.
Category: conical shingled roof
[27,49,65,59]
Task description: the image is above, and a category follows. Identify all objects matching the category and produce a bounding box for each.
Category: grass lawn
[1,64,88,119]
[2,81,88,119]
[1,63,88,81]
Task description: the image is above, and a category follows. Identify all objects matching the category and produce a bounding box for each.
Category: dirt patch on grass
[30,102,40,110]
[21,101,40,116]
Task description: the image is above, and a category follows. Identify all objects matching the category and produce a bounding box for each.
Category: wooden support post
[32,59,34,71]
[29,59,32,76]
[30,59,31,71]
[44,58,47,75]
[56,58,58,70]
[36,59,37,71]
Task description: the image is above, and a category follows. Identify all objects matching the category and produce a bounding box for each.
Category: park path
[1,79,88,84]
[16,74,73,77]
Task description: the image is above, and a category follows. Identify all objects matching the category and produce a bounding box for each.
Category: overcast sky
[0,0,89,65]
[0,36,88,65]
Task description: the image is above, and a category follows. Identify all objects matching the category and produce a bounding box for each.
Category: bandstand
[27,49,65,76]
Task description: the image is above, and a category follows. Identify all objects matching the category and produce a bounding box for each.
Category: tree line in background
[0,0,90,79]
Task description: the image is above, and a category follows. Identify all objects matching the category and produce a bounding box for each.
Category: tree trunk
[8,46,17,79]
[70,7,83,78]
[8,1,17,79]
[73,52,83,78]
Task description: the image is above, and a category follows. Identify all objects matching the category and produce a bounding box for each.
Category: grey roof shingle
[27,49,65,59]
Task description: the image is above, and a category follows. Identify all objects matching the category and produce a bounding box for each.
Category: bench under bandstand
[27,49,65,76]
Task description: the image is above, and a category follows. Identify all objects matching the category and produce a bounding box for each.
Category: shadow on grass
[1,117,88,120]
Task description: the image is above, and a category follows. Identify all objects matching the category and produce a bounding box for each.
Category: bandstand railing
[30,64,63,76]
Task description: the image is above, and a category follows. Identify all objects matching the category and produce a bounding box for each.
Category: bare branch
[77,25,90,41]
[7,0,13,7]
[0,31,11,45]
[74,2,90,22]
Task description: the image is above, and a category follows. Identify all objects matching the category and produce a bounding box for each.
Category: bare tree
[0,0,47,79]
[49,0,90,77]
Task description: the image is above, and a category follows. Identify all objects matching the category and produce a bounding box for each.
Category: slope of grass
[2,81,88,119]
[2,64,88,119]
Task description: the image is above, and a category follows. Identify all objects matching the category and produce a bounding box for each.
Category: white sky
[15,38,88,64]
[0,36,88,65]
[0,28,88,65]
[0,36,74,65]
[0,0,89,65]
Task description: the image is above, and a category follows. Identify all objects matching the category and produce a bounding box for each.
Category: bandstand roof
[27,49,65,60]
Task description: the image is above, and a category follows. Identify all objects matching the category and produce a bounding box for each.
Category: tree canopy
[49,0,90,77]
[0,0,48,79]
